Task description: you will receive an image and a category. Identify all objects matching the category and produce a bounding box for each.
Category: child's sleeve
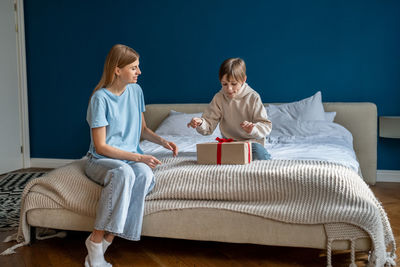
[196,95,222,135]
[249,95,272,139]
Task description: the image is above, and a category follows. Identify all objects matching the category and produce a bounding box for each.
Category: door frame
[15,0,30,168]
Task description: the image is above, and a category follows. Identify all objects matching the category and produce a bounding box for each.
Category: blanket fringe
[381,240,397,267]
[0,242,27,256]
[384,252,396,267]
[324,223,371,267]
[0,228,67,256]
[36,229,67,240]
[366,251,397,267]
[1,232,23,256]
[349,238,357,267]
[325,238,360,267]
[2,233,17,243]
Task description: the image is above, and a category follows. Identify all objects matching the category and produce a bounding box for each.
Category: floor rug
[0,172,46,230]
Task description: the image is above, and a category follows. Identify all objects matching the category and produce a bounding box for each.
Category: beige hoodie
[196,83,272,145]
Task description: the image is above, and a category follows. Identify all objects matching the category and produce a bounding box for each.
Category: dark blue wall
[24,0,400,169]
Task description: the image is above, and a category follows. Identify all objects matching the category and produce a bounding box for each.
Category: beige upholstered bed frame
[27,102,377,252]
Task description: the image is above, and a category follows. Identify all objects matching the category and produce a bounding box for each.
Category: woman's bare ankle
[104,233,115,243]
[90,230,105,243]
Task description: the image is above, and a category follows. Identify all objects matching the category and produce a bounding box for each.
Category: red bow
[216,137,234,143]
[215,137,251,165]
[216,137,233,164]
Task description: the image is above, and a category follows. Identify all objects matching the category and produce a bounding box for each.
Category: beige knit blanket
[4,156,397,266]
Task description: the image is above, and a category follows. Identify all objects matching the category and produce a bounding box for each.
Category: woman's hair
[218,58,246,82]
[91,44,139,97]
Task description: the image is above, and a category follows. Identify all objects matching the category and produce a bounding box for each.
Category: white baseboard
[30,158,400,183]
[30,158,76,168]
[376,170,400,183]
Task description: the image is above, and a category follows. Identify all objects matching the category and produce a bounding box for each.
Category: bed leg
[29,226,36,245]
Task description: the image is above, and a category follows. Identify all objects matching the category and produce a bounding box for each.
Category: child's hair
[91,44,140,97]
[218,58,246,83]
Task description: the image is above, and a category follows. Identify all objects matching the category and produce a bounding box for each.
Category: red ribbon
[216,137,234,165]
[215,137,251,164]
[216,137,234,143]
[247,142,251,163]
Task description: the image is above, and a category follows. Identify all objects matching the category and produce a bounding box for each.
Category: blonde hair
[91,44,139,97]
[219,58,246,83]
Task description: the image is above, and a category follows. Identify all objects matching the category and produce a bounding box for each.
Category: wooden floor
[0,175,399,266]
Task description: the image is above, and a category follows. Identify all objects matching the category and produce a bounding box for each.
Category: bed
[4,98,396,266]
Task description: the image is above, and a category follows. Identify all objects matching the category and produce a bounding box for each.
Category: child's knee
[251,142,271,160]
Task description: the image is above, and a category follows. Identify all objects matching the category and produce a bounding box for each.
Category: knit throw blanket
[3,156,397,266]
[146,155,396,266]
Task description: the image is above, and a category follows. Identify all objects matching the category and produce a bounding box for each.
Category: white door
[0,0,23,174]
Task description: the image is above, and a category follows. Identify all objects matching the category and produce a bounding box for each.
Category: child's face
[117,59,141,84]
[221,75,244,99]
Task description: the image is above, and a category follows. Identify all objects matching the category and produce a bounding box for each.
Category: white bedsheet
[140,121,359,173]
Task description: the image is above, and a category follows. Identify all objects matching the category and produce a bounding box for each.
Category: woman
[84,44,178,267]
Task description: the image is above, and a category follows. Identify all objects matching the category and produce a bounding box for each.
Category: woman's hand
[162,140,179,157]
[240,121,254,134]
[187,117,203,128]
[140,154,162,169]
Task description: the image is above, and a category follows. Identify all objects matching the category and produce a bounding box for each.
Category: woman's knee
[131,162,154,187]
[86,158,131,185]
[110,163,135,186]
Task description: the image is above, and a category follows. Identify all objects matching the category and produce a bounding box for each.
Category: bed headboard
[144,103,377,185]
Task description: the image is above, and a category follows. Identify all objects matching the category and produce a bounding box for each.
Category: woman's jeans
[252,142,271,160]
[85,155,155,241]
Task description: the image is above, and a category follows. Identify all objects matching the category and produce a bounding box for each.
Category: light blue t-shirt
[87,83,145,159]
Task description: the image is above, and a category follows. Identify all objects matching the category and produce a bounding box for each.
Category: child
[187,57,271,160]
[85,44,178,267]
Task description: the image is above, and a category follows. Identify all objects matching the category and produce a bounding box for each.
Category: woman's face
[118,59,141,84]
[221,74,244,99]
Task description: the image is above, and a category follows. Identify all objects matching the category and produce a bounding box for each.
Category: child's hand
[187,117,203,128]
[240,121,254,134]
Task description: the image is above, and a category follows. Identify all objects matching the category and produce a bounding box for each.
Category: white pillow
[269,118,351,142]
[266,91,326,121]
[155,110,222,137]
[324,111,336,122]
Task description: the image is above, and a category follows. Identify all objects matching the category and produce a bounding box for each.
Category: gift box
[196,138,252,165]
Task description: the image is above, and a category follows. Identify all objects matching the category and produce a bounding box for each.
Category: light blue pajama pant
[85,154,155,241]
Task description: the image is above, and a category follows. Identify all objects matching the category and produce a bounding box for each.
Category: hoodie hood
[220,83,255,100]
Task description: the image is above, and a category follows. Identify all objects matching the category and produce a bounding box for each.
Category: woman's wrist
[160,137,167,146]
[131,153,143,162]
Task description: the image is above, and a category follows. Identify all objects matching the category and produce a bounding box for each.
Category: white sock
[85,235,109,266]
[102,238,112,254]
